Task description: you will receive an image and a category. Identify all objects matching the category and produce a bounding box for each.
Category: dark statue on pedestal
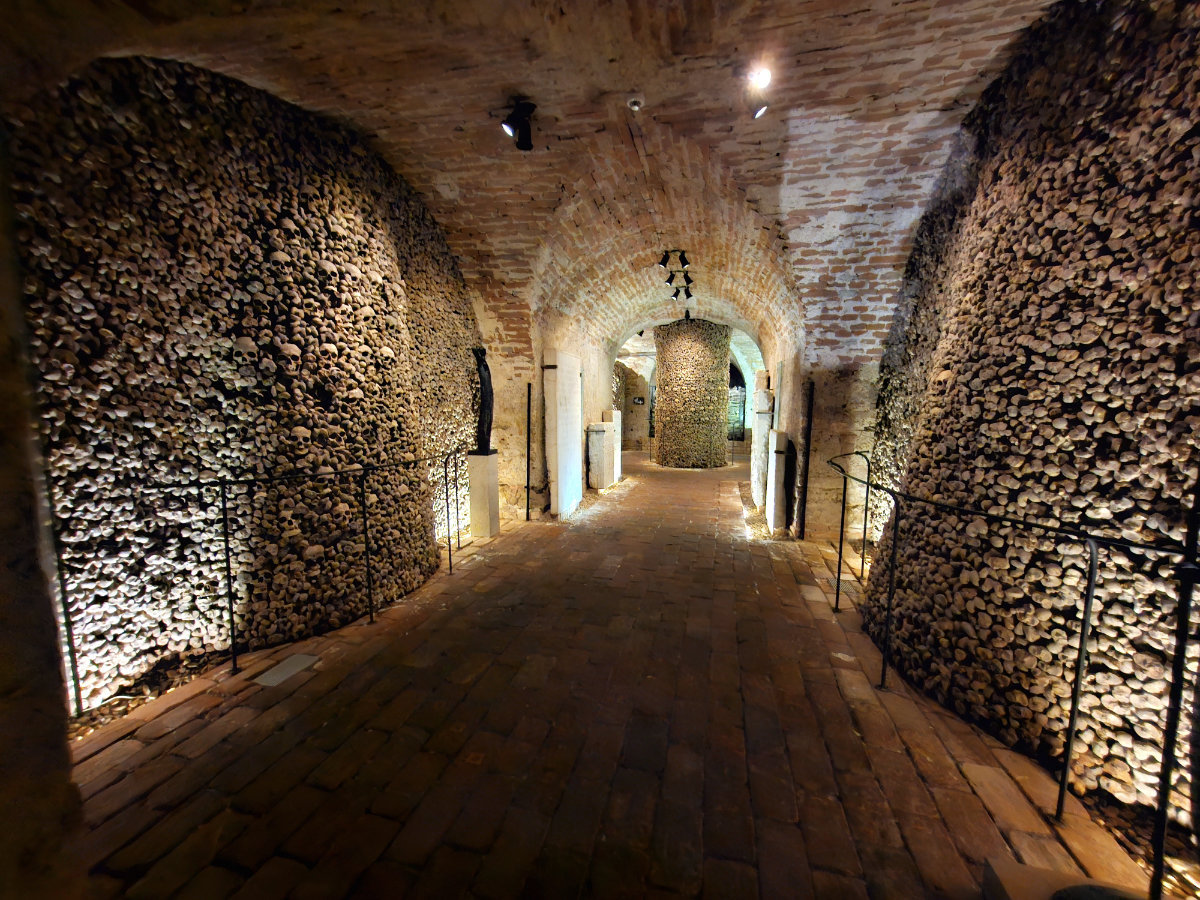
[473,346,493,454]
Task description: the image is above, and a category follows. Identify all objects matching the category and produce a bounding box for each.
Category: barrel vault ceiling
[3,0,1056,369]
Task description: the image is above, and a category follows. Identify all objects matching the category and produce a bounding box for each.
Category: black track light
[678,251,689,269]
[658,251,670,268]
[684,309,691,321]
[501,100,536,151]
[684,287,692,300]
[683,272,693,287]
[665,272,676,286]
[672,288,681,300]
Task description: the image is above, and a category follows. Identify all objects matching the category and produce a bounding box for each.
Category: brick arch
[529,117,799,364]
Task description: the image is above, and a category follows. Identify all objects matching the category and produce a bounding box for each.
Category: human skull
[232,336,258,368]
[291,425,312,456]
[279,342,302,373]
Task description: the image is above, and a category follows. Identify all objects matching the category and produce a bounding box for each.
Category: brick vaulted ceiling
[3,0,1055,371]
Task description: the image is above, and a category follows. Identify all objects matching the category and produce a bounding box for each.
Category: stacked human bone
[611,364,627,411]
[9,57,480,709]
[867,2,1200,813]
[653,319,730,468]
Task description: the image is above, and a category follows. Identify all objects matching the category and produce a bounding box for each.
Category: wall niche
[9,56,481,709]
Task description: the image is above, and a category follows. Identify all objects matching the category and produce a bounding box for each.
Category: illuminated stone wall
[9,57,480,708]
[867,2,1200,810]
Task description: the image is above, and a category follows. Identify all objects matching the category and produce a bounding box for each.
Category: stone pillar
[653,318,731,468]
[751,386,774,510]
[587,422,617,489]
[467,450,500,538]
[766,429,787,534]
[602,409,622,481]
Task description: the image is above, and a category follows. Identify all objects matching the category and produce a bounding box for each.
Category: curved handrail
[103,445,472,495]
[828,451,1185,557]
[48,442,473,717]
[826,452,1199,900]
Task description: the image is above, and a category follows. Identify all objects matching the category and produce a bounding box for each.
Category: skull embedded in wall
[291,425,313,459]
[232,335,258,373]
[279,342,302,374]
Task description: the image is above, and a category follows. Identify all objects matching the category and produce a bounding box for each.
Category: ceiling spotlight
[683,272,693,287]
[678,251,689,269]
[658,251,671,268]
[672,288,681,300]
[501,100,536,151]
[665,271,677,286]
[748,67,772,91]
[684,287,693,300]
[753,101,768,119]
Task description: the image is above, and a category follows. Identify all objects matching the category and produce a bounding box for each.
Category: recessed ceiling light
[748,67,771,90]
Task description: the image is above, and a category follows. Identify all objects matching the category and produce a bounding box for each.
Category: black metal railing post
[796,379,815,540]
[879,494,901,690]
[834,471,849,613]
[453,451,461,550]
[43,477,84,718]
[526,382,532,522]
[855,450,872,580]
[358,469,375,625]
[443,454,453,574]
[1150,492,1200,900]
[1057,537,1099,820]
[219,479,238,675]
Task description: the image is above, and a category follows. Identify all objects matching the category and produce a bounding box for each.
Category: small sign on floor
[253,654,319,687]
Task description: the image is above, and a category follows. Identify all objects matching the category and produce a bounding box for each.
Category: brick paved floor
[68,452,1148,899]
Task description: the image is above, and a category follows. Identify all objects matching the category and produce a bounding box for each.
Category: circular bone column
[653,318,730,468]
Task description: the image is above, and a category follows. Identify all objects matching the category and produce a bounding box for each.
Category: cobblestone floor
[68,453,1148,899]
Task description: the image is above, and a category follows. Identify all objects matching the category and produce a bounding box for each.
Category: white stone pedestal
[586,422,617,490]
[602,409,622,481]
[766,429,787,534]
[468,450,500,538]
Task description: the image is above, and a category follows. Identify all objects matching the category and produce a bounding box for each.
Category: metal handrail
[826,452,1199,900]
[49,442,471,717]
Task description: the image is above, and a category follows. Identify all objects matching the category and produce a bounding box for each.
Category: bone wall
[867,1,1200,811]
[653,319,730,469]
[9,57,480,709]
[616,362,651,451]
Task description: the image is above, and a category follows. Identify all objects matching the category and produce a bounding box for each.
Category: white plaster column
[544,349,583,517]
[766,429,787,534]
[602,409,622,481]
[751,384,774,510]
